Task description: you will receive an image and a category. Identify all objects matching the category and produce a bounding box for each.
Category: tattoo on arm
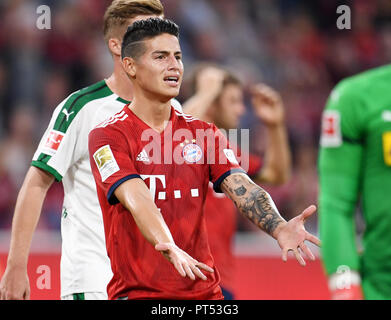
[234,185,247,196]
[221,174,285,236]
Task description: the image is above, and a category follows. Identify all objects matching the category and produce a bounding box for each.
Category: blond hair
[103,0,164,43]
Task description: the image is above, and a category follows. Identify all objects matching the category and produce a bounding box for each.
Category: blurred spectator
[0,147,16,229]
[0,107,36,189]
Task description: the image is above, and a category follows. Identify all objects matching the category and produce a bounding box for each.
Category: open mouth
[164,76,179,84]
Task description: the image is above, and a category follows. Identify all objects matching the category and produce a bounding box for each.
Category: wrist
[7,253,29,270]
[6,259,28,271]
[271,220,288,239]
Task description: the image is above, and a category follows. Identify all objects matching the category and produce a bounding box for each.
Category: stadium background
[0,0,390,299]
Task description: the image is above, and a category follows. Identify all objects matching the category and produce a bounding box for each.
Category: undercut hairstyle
[121,17,180,60]
[103,0,164,43]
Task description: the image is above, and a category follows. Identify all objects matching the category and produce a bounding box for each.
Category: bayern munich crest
[182,143,203,163]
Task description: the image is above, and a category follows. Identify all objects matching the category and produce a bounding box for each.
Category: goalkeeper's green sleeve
[318,80,365,276]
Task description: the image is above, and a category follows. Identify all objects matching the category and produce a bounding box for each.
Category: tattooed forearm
[240,188,283,235]
[221,174,285,236]
[234,185,247,196]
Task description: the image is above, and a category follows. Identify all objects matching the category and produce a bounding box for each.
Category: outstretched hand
[155,243,214,281]
[275,205,321,266]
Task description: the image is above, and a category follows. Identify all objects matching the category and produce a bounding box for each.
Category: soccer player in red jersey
[88,18,320,300]
[183,65,291,299]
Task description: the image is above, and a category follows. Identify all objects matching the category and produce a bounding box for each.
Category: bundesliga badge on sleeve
[320,110,342,147]
[43,130,65,156]
[93,145,120,182]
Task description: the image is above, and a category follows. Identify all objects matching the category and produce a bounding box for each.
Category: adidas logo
[136,149,150,162]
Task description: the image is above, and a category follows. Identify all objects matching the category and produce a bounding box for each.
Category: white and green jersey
[32,80,182,298]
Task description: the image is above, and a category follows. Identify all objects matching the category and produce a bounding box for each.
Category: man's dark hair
[121,17,179,59]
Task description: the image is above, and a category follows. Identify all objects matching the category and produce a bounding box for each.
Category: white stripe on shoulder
[171,98,183,112]
[174,110,196,120]
[95,111,128,128]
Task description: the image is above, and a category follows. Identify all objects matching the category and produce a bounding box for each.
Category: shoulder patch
[93,145,120,182]
[320,110,342,147]
[43,130,65,156]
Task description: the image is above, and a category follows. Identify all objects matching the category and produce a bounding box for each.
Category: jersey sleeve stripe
[212,168,247,193]
[37,153,51,164]
[107,174,142,205]
[53,81,112,133]
[31,160,63,182]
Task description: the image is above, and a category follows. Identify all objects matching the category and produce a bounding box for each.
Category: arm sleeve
[318,81,365,275]
[31,97,78,181]
[207,124,247,193]
[88,126,141,205]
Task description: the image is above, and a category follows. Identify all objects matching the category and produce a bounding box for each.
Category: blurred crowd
[0,0,390,231]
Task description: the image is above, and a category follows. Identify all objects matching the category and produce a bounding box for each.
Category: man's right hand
[0,266,30,300]
[155,243,214,281]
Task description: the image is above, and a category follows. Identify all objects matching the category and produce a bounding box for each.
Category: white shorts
[61,292,108,300]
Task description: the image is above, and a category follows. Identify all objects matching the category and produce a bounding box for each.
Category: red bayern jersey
[205,149,262,292]
[88,105,245,300]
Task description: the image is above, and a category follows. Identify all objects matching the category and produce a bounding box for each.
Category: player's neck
[128,91,172,133]
[106,58,134,102]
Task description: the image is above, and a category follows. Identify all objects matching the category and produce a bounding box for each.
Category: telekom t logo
[140,174,199,202]
[141,175,166,202]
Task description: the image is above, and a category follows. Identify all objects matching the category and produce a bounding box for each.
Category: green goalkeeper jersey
[318,64,391,297]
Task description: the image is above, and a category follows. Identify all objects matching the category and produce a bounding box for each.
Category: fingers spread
[174,261,186,278]
[183,264,196,281]
[300,243,315,261]
[281,249,288,262]
[190,265,207,281]
[306,233,321,246]
[196,262,214,273]
[300,205,317,221]
[293,249,306,266]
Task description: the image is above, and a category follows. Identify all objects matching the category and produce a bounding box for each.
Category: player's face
[215,84,245,129]
[133,33,183,100]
